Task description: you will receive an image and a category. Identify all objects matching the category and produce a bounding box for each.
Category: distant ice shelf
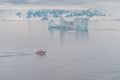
[0,8,120,21]
[0,8,105,21]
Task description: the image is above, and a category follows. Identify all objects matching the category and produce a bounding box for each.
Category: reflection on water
[75,29,88,42]
[48,27,88,43]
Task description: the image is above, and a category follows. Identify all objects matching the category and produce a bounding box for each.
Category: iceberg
[74,17,89,30]
[48,16,89,30]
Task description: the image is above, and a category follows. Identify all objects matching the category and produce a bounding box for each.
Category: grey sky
[0,0,118,4]
[0,0,119,9]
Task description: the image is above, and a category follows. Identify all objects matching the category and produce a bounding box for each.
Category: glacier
[1,8,120,30]
[0,8,106,31]
[1,8,120,21]
[0,8,105,20]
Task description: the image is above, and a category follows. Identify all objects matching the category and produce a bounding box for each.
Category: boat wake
[0,52,33,57]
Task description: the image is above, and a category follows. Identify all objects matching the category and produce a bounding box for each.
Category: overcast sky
[0,0,119,9]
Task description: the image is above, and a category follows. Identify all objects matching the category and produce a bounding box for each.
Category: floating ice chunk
[74,17,89,29]
[48,16,89,30]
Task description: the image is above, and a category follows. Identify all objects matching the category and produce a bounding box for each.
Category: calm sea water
[0,20,120,80]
